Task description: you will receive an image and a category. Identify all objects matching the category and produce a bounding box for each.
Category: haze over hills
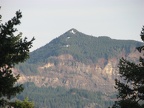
[15,28,142,108]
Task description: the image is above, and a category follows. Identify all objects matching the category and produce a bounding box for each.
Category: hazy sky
[1,0,144,51]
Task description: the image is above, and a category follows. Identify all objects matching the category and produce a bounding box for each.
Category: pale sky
[1,0,144,51]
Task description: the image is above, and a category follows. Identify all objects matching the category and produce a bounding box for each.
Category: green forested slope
[15,29,142,75]
[17,82,114,108]
[27,29,142,64]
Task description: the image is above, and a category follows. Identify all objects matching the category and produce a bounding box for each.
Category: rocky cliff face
[17,49,139,94]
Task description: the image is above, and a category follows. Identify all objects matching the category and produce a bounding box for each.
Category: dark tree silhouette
[0,9,34,107]
[111,26,144,108]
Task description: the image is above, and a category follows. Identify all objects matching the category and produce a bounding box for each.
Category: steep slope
[28,28,141,64]
[15,28,142,94]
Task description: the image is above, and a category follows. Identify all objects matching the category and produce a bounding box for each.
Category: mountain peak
[68,28,78,34]
[70,29,76,34]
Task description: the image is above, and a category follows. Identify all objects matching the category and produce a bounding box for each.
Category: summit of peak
[70,28,77,31]
[70,29,76,34]
[68,28,78,34]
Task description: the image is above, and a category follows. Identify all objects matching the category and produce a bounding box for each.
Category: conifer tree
[111,26,144,108]
[0,9,34,107]
[11,97,34,108]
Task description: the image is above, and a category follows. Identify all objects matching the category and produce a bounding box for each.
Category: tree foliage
[17,82,113,108]
[11,97,34,108]
[111,26,144,108]
[0,9,34,107]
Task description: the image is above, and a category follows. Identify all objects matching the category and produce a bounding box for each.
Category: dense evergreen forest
[17,82,114,108]
[28,29,141,64]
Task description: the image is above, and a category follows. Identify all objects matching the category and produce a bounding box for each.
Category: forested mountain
[28,28,141,64]
[15,28,142,108]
